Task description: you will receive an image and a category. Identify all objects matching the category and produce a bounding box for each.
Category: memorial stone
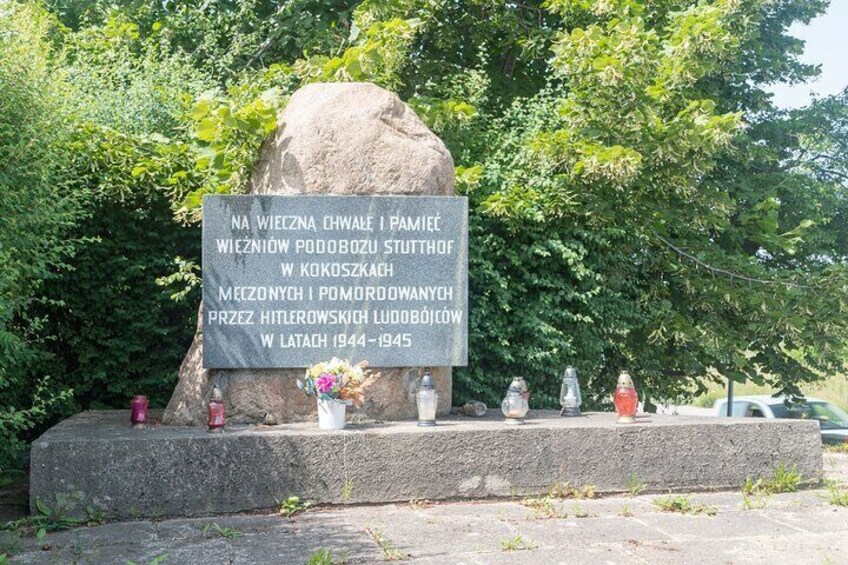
[202,195,468,368]
[163,82,460,425]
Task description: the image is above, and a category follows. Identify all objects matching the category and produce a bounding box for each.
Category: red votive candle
[613,371,639,424]
[208,400,225,432]
[130,395,149,428]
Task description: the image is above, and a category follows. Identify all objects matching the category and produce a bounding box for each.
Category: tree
[453,0,848,405]
[128,0,846,406]
[0,2,80,467]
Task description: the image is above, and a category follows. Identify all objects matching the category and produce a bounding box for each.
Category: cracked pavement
[5,452,848,565]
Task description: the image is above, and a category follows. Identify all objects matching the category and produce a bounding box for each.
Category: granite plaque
[202,195,468,368]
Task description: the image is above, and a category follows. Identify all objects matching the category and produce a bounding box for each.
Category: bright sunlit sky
[769,1,848,108]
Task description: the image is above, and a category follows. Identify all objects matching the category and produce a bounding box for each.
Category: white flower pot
[317,398,347,430]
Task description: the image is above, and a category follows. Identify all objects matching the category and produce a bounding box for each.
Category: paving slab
[104,538,231,565]
[228,529,378,565]
[758,504,848,533]
[512,514,671,548]
[252,510,379,563]
[18,521,156,553]
[620,532,846,565]
[751,490,829,509]
[154,515,289,541]
[634,510,804,542]
[410,499,532,522]
[11,546,83,565]
[8,483,848,564]
[360,509,516,559]
[472,545,633,565]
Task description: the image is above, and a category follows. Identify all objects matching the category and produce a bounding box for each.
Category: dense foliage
[1,0,846,468]
[0,4,80,466]
[0,2,207,468]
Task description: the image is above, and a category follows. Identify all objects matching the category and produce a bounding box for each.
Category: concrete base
[30,410,822,520]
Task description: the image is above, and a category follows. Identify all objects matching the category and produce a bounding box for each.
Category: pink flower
[316,373,337,394]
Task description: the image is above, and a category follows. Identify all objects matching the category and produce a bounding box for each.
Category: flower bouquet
[297,358,374,429]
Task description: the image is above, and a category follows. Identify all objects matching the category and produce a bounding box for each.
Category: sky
[769,1,848,109]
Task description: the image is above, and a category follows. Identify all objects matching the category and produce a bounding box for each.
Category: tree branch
[652,232,811,289]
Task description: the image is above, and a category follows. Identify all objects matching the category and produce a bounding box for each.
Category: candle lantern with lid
[559,367,582,417]
[416,371,438,427]
[613,371,638,424]
[501,377,530,424]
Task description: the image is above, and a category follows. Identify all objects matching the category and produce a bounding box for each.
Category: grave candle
[501,377,530,425]
[130,395,148,429]
[614,372,638,424]
[559,367,582,417]
[208,386,225,432]
[416,371,438,427]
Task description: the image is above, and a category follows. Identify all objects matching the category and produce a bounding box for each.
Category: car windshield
[770,401,848,430]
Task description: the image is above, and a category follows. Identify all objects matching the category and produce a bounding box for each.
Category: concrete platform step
[29,410,822,520]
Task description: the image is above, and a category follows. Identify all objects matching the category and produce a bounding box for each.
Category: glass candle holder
[130,395,148,428]
[416,371,438,427]
[501,377,530,424]
[614,371,638,424]
[559,367,582,417]
[208,385,225,432]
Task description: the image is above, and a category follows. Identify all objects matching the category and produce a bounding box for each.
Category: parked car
[713,395,848,445]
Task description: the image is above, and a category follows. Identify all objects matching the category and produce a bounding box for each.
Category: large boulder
[163,82,455,426]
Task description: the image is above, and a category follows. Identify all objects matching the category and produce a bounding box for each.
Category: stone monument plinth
[30,411,824,520]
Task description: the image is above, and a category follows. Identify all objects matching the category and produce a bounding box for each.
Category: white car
[713,395,848,445]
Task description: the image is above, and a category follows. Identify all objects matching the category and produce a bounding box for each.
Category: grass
[691,374,848,411]
[277,496,311,517]
[741,493,768,510]
[653,495,717,516]
[499,533,537,552]
[202,523,242,540]
[741,463,802,496]
[521,496,567,519]
[827,484,848,507]
[741,476,765,496]
[626,473,647,496]
[2,492,105,539]
[768,463,802,493]
[365,528,410,561]
[341,478,355,502]
[571,502,592,518]
[305,548,350,565]
[126,555,168,565]
[547,482,597,500]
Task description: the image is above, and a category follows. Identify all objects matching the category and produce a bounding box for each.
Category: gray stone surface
[164,81,457,426]
[12,457,848,564]
[202,195,468,368]
[30,410,822,520]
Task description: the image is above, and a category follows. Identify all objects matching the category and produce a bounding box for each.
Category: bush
[0,3,81,470]
[0,3,209,468]
[33,185,200,412]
